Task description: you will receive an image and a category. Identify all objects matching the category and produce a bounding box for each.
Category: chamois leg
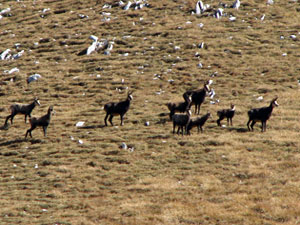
[250,121,256,131]
[25,125,36,138]
[173,122,176,134]
[177,126,181,135]
[247,119,252,131]
[43,126,47,137]
[108,115,114,126]
[180,126,184,136]
[261,121,266,132]
[227,118,230,126]
[200,126,203,133]
[10,113,17,125]
[217,118,222,126]
[120,114,124,126]
[230,118,233,126]
[4,114,12,126]
[104,113,109,126]
[197,105,201,115]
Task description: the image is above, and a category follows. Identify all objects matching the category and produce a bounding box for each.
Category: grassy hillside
[1,0,300,224]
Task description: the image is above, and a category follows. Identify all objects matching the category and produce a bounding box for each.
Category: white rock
[145,121,150,126]
[267,0,274,5]
[121,142,127,150]
[256,96,263,101]
[0,7,11,15]
[5,67,19,74]
[78,139,83,144]
[13,50,24,59]
[0,49,11,60]
[229,16,236,21]
[76,121,85,127]
[27,74,42,84]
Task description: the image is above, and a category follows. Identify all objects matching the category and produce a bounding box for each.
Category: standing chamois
[5,97,41,126]
[25,106,54,138]
[217,104,236,127]
[187,112,211,135]
[104,91,133,126]
[167,94,192,120]
[172,110,192,136]
[247,97,279,132]
[183,80,211,115]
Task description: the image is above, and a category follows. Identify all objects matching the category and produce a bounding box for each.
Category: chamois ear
[272,96,278,101]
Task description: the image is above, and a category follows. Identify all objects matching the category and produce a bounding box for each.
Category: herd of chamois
[2,81,279,138]
[168,80,278,135]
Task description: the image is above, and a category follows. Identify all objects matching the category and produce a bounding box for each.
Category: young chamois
[4,97,41,126]
[25,106,54,138]
[172,110,192,136]
[183,80,211,115]
[104,91,133,126]
[217,104,236,127]
[247,97,279,132]
[167,94,192,120]
[187,112,211,135]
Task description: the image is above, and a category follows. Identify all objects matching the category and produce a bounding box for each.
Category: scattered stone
[76,121,85,127]
[121,142,127,150]
[27,74,42,84]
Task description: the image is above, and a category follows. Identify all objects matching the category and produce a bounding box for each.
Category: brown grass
[1,0,300,224]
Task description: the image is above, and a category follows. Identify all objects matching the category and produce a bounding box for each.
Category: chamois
[5,97,40,126]
[172,110,192,136]
[247,97,279,132]
[187,112,211,135]
[104,91,133,126]
[217,104,236,127]
[167,94,192,120]
[183,80,211,115]
[25,106,54,138]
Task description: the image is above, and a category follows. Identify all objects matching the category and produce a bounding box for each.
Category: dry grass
[1,0,300,224]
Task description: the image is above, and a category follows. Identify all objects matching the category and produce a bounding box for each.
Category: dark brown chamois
[167,94,192,120]
[172,110,192,136]
[217,104,236,127]
[247,97,279,132]
[5,97,41,126]
[187,112,211,135]
[183,80,211,115]
[104,91,133,126]
[25,106,54,138]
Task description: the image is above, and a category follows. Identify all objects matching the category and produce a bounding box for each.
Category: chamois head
[231,104,236,111]
[271,97,279,107]
[34,97,41,106]
[127,91,133,101]
[48,106,55,114]
[204,80,211,93]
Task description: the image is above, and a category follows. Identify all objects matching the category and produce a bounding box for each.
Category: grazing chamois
[167,94,192,120]
[187,112,211,135]
[217,104,236,127]
[183,80,211,115]
[247,97,279,132]
[172,110,192,136]
[25,106,54,138]
[104,91,133,126]
[5,97,41,126]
